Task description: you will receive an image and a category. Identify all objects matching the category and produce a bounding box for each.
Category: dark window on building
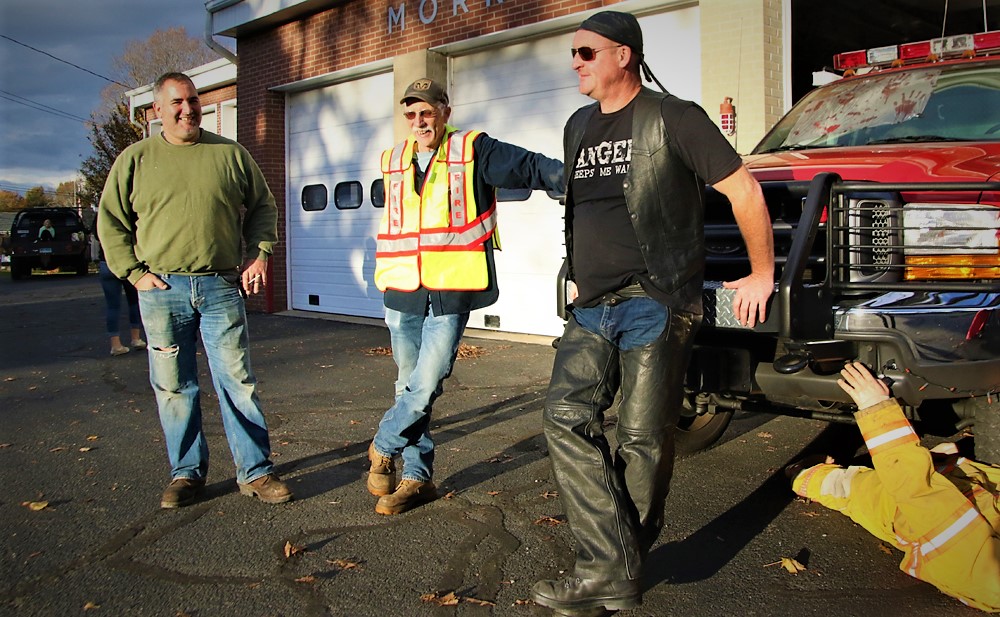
[335,181,363,210]
[302,184,328,211]
[371,179,385,208]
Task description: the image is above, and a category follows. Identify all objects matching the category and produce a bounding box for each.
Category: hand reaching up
[838,362,891,411]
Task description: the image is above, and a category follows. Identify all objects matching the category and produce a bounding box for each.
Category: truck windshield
[754,62,1000,153]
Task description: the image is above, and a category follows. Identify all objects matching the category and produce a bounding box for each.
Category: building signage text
[388,0,504,34]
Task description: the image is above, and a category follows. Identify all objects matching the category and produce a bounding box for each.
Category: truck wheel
[961,397,1000,465]
[10,257,30,280]
[676,400,734,454]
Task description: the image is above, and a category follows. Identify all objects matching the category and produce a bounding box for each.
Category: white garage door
[449,6,702,337]
[287,72,394,317]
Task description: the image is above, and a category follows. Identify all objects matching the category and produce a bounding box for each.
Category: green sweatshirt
[98,130,277,285]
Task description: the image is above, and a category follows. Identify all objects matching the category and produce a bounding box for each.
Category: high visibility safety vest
[375,129,498,292]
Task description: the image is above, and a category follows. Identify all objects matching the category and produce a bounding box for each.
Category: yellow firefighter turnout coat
[793,399,1000,611]
[375,128,494,293]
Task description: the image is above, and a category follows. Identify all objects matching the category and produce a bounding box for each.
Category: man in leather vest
[367,78,563,516]
[531,11,775,614]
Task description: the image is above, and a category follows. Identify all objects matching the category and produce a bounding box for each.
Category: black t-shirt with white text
[571,102,644,307]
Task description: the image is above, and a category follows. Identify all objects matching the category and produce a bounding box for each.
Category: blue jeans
[571,297,668,350]
[138,273,274,485]
[98,261,140,336]
[373,305,469,482]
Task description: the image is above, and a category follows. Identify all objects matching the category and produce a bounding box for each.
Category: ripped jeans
[138,273,274,485]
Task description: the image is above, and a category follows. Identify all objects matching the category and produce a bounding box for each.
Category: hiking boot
[530,576,641,613]
[374,479,437,515]
[238,474,293,504]
[160,477,205,509]
[366,442,395,497]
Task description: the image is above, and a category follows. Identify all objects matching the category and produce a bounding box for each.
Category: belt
[598,283,647,306]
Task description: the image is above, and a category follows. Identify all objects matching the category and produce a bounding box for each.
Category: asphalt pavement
[0,272,980,617]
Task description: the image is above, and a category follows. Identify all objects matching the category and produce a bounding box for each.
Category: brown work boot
[374,479,437,515]
[160,477,205,509]
[238,474,293,504]
[366,442,396,497]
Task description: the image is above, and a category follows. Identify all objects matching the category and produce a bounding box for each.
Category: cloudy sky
[0,0,215,195]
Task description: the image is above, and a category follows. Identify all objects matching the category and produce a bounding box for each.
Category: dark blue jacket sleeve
[473,133,564,194]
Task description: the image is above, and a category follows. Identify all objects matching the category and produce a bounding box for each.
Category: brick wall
[700,0,784,154]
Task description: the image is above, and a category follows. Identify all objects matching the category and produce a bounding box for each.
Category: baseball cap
[400,78,450,107]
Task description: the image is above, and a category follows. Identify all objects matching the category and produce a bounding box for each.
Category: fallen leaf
[540,491,559,499]
[465,597,495,606]
[514,598,532,605]
[420,591,460,606]
[533,515,566,527]
[327,558,360,570]
[877,543,893,555]
[0,443,11,448]
[442,491,458,500]
[295,575,316,584]
[487,490,501,496]
[22,501,49,511]
[86,435,99,441]
[83,601,100,610]
[757,431,773,439]
[764,557,807,574]
[79,447,93,452]
[349,420,360,425]
[284,541,305,558]
[49,447,65,453]
[455,343,486,359]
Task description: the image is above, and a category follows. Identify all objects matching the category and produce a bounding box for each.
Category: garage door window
[302,184,328,211]
[335,181,363,210]
[371,179,385,208]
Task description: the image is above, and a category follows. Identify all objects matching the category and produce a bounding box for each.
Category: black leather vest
[563,87,706,304]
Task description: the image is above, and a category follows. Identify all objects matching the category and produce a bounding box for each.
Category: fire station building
[133,0,984,338]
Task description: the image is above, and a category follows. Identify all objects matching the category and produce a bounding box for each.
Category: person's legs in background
[123,280,145,349]
[98,261,129,356]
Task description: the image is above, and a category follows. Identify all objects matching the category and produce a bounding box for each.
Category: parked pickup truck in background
[7,207,90,280]
[561,31,1000,463]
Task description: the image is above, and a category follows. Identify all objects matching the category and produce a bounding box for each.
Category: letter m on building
[388,4,405,33]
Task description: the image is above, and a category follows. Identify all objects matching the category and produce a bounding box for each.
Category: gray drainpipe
[205,7,238,65]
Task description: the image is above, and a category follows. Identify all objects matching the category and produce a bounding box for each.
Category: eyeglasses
[403,109,439,121]
[571,45,623,61]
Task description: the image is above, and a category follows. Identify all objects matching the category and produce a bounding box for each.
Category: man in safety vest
[788,362,1000,612]
[367,78,563,516]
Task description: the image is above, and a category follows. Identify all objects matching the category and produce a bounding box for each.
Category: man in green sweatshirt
[98,72,292,509]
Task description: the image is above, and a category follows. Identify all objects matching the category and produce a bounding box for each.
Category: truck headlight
[903,203,999,280]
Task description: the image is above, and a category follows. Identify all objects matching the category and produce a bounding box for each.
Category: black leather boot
[530,576,641,612]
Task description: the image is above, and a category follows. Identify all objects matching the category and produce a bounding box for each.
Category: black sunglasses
[571,45,623,61]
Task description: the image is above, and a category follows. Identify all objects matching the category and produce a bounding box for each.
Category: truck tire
[961,397,1000,465]
[675,406,734,454]
[10,257,30,280]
